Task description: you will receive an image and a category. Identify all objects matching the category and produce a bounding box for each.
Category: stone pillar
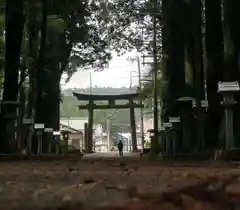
[170,120,180,154]
[225,106,234,149]
[179,101,193,152]
[165,129,172,154]
[171,129,177,154]
[221,94,237,150]
[129,99,137,152]
[84,123,88,152]
[87,100,94,153]
[106,118,111,151]
[159,130,166,153]
[45,130,53,154]
[54,132,60,155]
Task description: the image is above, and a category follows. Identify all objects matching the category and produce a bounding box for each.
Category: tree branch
[60,40,73,74]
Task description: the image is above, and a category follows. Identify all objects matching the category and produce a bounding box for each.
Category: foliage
[93,0,161,53]
[88,0,165,111]
[59,0,163,81]
[47,0,113,82]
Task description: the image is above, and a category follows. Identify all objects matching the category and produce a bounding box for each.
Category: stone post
[87,100,94,153]
[129,99,137,152]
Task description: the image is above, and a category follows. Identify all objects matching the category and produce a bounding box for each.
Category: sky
[62,50,149,89]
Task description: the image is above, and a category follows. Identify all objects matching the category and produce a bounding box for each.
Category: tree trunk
[161,0,186,118]
[34,0,47,124]
[33,0,47,153]
[36,58,60,153]
[222,0,239,81]
[222,0,240,146]
[190,0,205,150]
[26,1,40,119]
[42,60,61,130]
[0,0,25,153]
[162,0,193,152]
[205,0,224,148]
[17,61,27,150]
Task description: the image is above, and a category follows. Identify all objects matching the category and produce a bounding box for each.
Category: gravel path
[0,153,239,209]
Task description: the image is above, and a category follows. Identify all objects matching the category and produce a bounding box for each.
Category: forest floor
[0,152,240,210]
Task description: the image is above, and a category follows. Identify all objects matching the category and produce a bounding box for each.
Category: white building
[60,117,108,152]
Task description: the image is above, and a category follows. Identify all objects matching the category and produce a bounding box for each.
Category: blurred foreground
[0,152,239,210]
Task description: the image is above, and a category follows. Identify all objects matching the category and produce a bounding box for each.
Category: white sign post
[169,117,180,123]
[218,81,240,92]
[34,124,45,129]
[163,122,172,129]
[53,131,61,136]
[192,100,208,108]
[23,118,34,124]
[44,128,53,132]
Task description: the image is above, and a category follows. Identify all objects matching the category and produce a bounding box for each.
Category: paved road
[83,151,140,158]
[0,154,239,209]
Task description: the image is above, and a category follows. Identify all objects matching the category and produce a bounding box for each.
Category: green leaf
[47,15,66,34]
[0,14,4,27]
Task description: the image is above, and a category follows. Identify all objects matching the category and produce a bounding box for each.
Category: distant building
[60,117,88,132]
[60,117,107,152]
[136,117,163,146]
[94,132,109,152]
[60,123,84,150]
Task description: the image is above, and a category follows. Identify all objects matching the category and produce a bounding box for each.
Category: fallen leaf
[83,177,95,184]
[6,181,16,185]
[62,195,72,202]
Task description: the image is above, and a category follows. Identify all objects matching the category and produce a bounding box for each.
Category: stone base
[142,148,150,154]
[156,148,240,161]
[159,151,213,161]
[214,148,240,161]
[0,154,84,162]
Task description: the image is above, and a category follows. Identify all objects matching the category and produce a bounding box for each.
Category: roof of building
[60,124,83,133]
[60,117,102,133]
[60,118,88,131]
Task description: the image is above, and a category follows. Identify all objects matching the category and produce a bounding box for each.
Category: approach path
[0,152,240,210]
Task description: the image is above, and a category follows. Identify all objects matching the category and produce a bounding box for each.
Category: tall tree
[205,0,224,148]
[0,0,25,153]
[34,0,47,124]
[26,0,41,119]
[191,0,205,150]
[162,0,186,118]
[31,0,47,153]
[222,0,240,144]
[0,13,4,91]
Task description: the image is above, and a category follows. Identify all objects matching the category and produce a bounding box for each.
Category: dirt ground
[0,152,240,210]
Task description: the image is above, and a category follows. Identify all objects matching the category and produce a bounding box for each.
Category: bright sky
[62,50,147,89]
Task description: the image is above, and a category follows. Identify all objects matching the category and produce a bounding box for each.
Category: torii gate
[73,91,143,153]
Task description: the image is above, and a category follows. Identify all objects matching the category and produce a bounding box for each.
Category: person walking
[117,140,123,156]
